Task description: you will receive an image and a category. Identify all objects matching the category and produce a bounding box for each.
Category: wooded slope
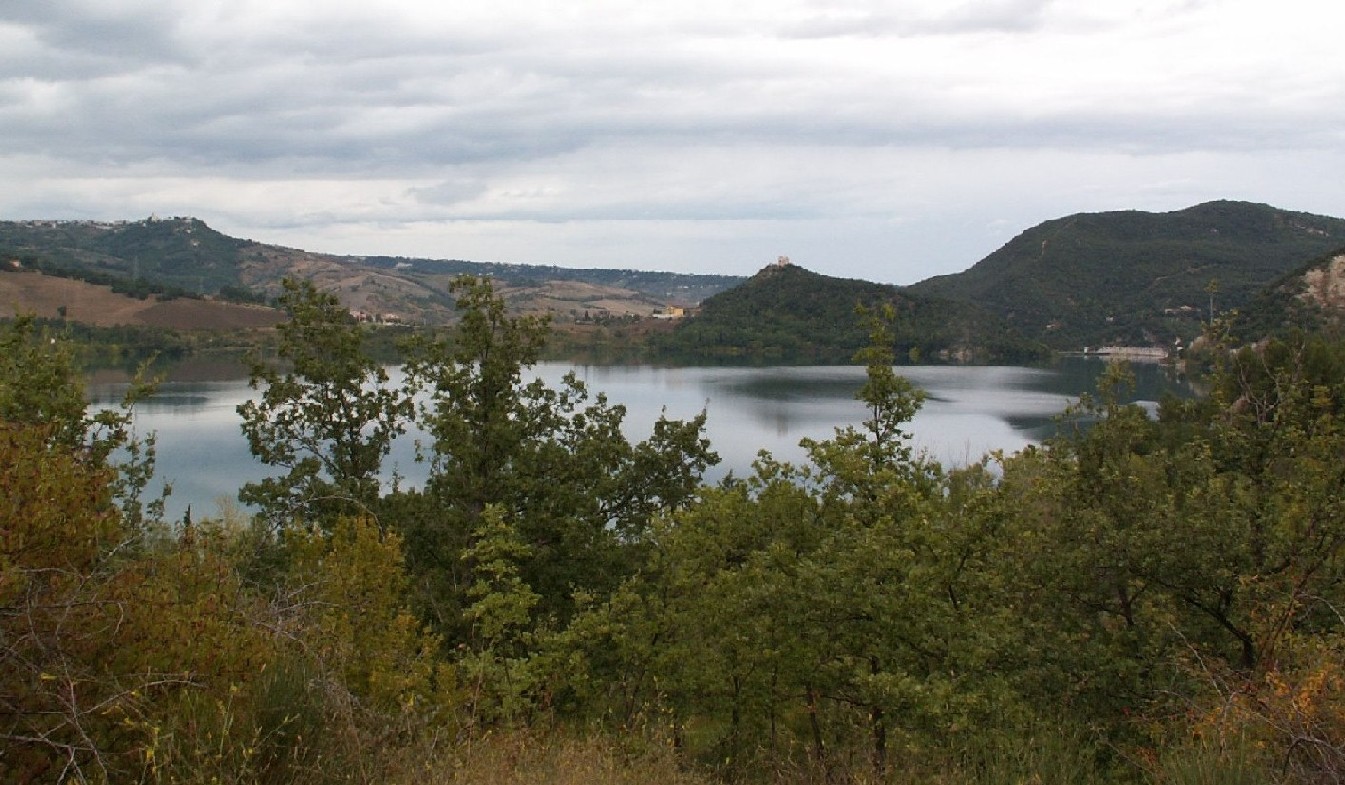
[908,201,1345,350]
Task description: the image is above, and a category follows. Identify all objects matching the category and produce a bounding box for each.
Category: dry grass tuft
[415,730,713,785]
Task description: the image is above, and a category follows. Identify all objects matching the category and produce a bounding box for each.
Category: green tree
[285,516,454,717]
[457,505,543,725]
[1,315,163,526]
[990,344,1345,747]
[399,275,717,639]
[555,457,828,769]
[991,365,1183,725]
[1,315,464,784]
[573,308,1015,777]
[0,316,88,447]
[238,278,413,528]
[802,304,930,497]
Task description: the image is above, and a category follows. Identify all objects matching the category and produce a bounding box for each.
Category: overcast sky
[3,0,1343,283]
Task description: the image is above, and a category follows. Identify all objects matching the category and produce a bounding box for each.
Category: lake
[90,357,1192,522]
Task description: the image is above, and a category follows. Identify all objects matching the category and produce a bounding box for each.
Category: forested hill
[650,261,1049,364]
[906,201,1345,351]
[0,217,256,300]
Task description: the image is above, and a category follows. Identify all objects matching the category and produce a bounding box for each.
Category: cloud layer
[3,0,1343,282]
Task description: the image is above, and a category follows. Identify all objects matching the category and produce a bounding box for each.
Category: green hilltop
[0,217,256,300]
[650,259,1049,364]
[906,201,1345,351]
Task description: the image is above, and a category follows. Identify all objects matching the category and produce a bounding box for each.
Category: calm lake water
[91,358,1192,522]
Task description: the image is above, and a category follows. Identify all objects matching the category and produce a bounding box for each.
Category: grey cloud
[408,178,491,206]
[778,0,1053,39]
[7,72,1331,180]
[0,2,189,74]
[10,0,1320,181]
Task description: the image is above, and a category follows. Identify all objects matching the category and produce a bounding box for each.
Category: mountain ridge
[906,200,1345,350]
[7,201,1345,359]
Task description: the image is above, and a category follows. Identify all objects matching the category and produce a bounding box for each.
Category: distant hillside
[0,267,283,330]
[907,201,1345,351]
[361,256,739,307]
[1232,247,1345,340]
[0,218,744,325]
[651,261,1048,364]
[15,205,1341,360]
[0,218,254,298]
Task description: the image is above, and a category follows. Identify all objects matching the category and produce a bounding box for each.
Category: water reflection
[90,357,1192,522]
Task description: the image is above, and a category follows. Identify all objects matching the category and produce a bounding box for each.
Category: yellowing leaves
[288,516,455,719]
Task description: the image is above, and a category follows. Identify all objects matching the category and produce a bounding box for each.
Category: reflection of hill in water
[1041,356,1192,403]
[1002,413,1066,443]
[139,394,212,409]
[86,387,211,409]
[704,358,1194,445]
[718,373,864,403]
[1002,357,1195,443]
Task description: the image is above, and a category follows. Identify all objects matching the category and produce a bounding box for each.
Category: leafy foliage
[12,269,1345,784]
[285,517,454,718]
[238,278,413,528]
[399,276,718,640]
[565,310,1013,778]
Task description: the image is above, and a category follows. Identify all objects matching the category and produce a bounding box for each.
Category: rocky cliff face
[1299,253,1345,312]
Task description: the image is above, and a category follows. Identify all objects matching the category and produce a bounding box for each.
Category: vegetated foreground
[4,278,1345,784]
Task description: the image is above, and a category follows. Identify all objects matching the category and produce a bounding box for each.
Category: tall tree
[399,275,717,636]
[238,278,413,528]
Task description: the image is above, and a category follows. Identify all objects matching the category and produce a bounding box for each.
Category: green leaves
[463,506,541,648]
[1,314,164,529]
[401,276,718,635]
[569,317,1020,775]
[238,278,412,528]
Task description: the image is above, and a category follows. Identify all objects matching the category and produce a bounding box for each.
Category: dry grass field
[0,271,283,330]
